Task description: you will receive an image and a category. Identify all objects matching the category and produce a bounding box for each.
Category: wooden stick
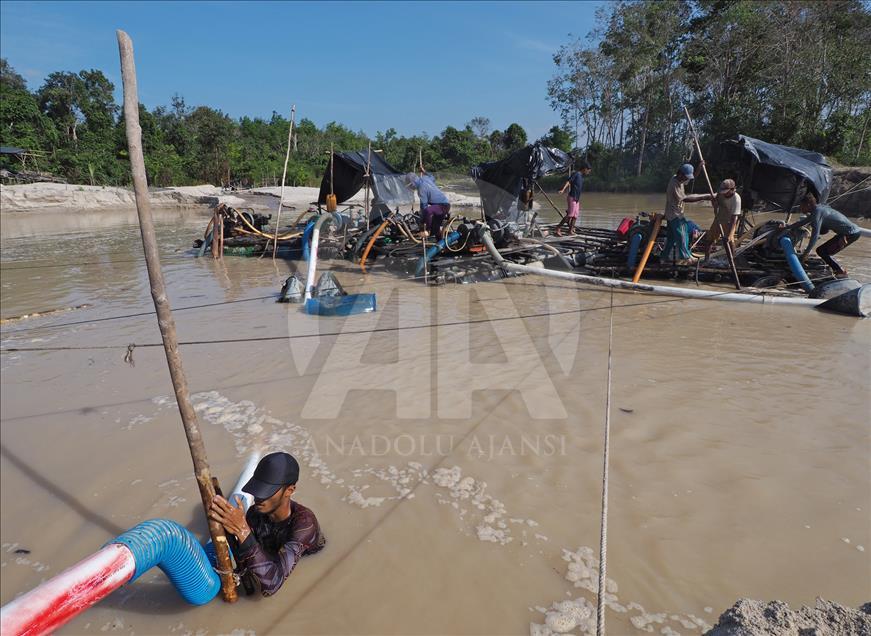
[631,213,662,283]
[534,181,566,219]
[364,141,372,231]
[116,30,237,603]
[272,104,295,260]
[684,106,740,289]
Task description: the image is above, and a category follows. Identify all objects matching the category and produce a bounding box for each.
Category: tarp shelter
[317,150,414,210]
[721,135,832,212]
[470,143,573,221]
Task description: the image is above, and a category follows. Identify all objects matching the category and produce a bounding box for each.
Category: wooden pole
[364,141,372,231]
[116,30,237,603]
[684,106,740,289]
[534,181,566,219]
[631,213,662,283]
[272,104,295,260]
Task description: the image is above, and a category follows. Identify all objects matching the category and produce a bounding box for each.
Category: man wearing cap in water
[209,452,325,596]
[663,162,715,265]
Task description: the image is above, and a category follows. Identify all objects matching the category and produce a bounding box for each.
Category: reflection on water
[1,195,869,635]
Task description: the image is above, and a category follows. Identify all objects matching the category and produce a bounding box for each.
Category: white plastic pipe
[480,229,824,307]
[305,213,334,300]
[0,544,136,636]
[229,452,261,512]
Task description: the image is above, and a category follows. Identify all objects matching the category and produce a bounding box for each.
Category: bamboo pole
[683,106,740,289]
[364,141,372,231]
[631,213,662,283]
[272,104,296,260]
[116,30,237,603]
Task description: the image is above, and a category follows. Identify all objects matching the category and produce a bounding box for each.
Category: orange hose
[632,213,662,283]
[360,218,391,273]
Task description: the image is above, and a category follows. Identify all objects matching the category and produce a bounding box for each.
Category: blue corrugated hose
[111,519,220,605]
[779,235,814,292]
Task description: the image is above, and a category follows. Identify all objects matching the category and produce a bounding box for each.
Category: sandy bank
[249,185,481,208]
[706,598,871,635]
[0,183,248,213]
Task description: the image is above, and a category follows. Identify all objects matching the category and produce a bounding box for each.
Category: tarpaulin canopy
[317,150,414,208]
[471,143,573,221]
[722,135,832,211]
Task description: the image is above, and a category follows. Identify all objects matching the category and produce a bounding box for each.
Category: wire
[596,287,614,636]
[0,286,807,355]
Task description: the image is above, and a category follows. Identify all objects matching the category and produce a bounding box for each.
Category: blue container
[305,293,377,316]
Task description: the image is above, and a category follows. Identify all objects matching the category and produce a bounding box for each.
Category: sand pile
[0,183,248,212]
[705,598,871,635]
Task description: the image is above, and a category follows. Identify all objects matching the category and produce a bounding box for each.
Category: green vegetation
[0,60,534,187]
[1,1,868,190]
[548,0,870,191]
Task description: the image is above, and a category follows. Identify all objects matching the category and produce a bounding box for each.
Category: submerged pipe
[0,520,218,636]
[480,228,823,308]
[779,236,814,293]
[414,231,461,277]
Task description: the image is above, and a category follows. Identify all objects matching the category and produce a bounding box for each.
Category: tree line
[548,0,870,191]
[0,59,561,188]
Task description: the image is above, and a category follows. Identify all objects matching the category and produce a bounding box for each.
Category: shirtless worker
[209,452,325,596]
[779,192,863,278]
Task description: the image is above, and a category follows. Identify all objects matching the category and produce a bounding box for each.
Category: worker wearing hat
[209,452,325,596]
[663,162,715,265]
[705,178,742,255]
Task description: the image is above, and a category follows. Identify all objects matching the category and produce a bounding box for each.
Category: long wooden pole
[272,104,296,260]
[631,213,662,283]
[683,106,740,289]
[364,141,372,231]
[116,30,237,603]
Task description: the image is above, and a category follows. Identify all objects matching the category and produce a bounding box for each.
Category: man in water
[554,160,592,236]
[209,452,325,596]
[407,172,451,240]
[779,192,862,277]
[663,163,714,265]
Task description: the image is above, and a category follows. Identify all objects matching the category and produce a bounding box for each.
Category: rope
[596,287,615,636]
[827,175,871,203]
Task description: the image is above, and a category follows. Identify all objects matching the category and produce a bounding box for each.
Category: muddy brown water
[1,193,869,635]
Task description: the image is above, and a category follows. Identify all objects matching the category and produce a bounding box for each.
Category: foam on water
[137,392,716,634]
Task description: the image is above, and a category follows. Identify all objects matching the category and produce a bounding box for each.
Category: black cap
[242,452,300,500]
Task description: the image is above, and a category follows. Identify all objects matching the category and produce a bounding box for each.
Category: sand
[0,182,481,214]
[0,183,249,213]
[249,185,481,209]
[705,598,871,635]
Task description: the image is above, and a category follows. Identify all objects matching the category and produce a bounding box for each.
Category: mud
[1,193,869,635]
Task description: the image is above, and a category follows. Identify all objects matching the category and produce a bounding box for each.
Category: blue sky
[0,0,604,140]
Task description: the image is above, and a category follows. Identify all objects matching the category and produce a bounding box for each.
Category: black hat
[242,452,300,500]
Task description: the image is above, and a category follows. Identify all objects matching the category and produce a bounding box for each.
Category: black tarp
[471,143,573,221]
[721,135,832,211]
[317,150,413,208]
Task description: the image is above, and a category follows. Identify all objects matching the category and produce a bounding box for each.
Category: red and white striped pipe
[0,543,136,636]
